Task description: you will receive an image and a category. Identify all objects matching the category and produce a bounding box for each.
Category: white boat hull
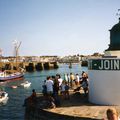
[0,92,9,104]
[21,81,31,88]
[0,72,24,81]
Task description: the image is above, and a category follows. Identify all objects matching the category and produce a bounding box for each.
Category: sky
[0,0,120,57]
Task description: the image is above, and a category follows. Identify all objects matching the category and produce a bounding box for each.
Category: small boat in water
[0,71,24,81]
[11,85,18,89]
[21,81,31,88]
[0,91,9,104]
[69,63,72,68]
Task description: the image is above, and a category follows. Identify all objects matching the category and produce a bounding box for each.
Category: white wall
[88,70,120,105]
[104,51,120,57]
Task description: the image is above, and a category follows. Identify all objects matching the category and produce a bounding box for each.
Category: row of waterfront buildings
[0,52,103,63]
[0,53,103,72]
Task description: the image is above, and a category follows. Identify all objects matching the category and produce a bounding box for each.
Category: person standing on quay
[75,73,80,86]
[67,73,70,86]
[70,73,75,89]
[80,72,88,96]
[64,73,70,86]
[57,74,63,87]
[53,76,59,96]
[64,73,68,82]
[64,81,70,99]
[45,76,53,96]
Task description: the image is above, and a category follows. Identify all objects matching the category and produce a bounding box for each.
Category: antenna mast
[116,9,120,18]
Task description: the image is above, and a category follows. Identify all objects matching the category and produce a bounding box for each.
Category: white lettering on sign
[114,60,119,70]
[104,60,110,70]
[98,60,120,70]
[111,60,113,70]
[99,60,103,70]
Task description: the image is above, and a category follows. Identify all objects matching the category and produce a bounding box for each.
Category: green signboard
[88,59,120,70]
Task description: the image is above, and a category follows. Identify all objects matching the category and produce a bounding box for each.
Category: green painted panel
[88,59,120,70]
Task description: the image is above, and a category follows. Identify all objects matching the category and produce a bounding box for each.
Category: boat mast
[13,40,21,71]
[0,48,2,70]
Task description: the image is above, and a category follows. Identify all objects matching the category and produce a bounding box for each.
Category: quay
[24,90,120,120]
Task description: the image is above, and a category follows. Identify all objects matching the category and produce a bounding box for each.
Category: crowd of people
[41,71,89,108]
[24,71,89,108]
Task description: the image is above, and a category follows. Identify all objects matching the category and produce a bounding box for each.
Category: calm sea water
[0,64,87,120]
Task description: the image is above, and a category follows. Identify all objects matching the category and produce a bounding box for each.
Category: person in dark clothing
[53,78,59,96]
[23,89,37,107]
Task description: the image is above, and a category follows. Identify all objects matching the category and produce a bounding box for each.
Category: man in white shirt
[45,76,53,95]
[75,74,80,86]
[57,75,63,87]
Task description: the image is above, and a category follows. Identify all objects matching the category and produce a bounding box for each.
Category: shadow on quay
[61,92,91,107]
[24,91,102,120]
[25,107,99,120]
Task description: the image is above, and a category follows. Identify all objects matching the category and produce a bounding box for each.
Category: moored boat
[0,71,24,81]
[0,91,9,104]
[21,81,31,88]
[0,40,24,82]
[11,85,18,89]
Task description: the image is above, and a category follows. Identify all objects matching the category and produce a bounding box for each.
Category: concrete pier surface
[24,90,120,120]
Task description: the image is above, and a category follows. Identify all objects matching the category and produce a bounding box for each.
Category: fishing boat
[0,40,24,82]
[21,81,31,88]
[0,70,24,81]
[0,91,9,104]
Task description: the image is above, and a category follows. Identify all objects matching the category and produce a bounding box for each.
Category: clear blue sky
[0,0,120,56]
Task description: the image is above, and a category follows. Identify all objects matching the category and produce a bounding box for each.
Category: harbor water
[0,64,87,120]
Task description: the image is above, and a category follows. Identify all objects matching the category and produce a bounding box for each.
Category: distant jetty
[0,61,59,72]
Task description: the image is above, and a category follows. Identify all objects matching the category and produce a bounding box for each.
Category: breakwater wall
[0,62,59,72]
